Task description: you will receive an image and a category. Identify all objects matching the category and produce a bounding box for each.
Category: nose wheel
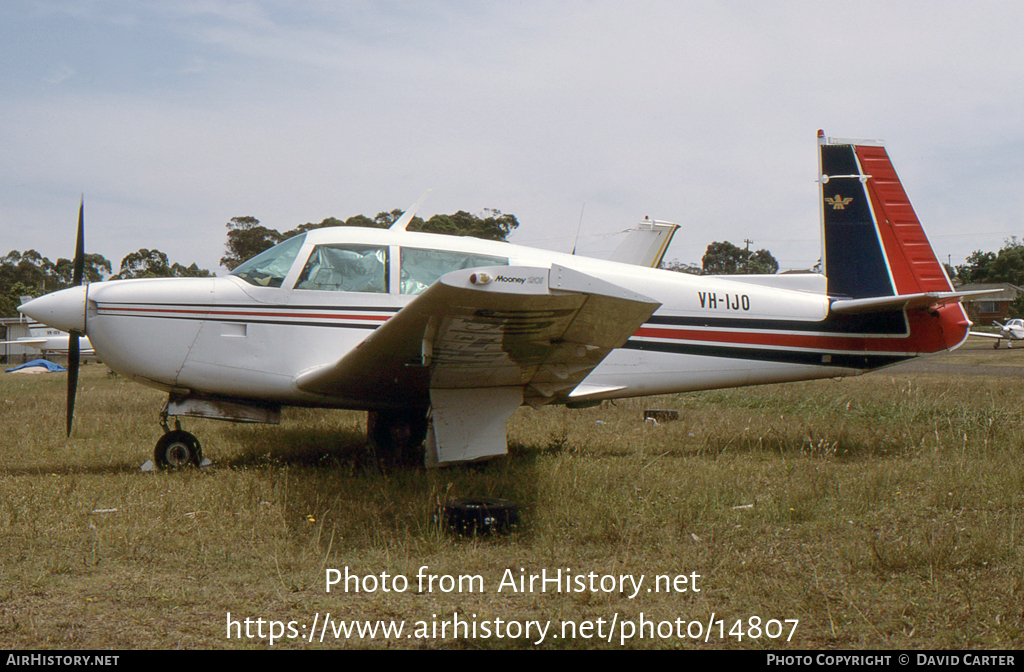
[155,414,203,470]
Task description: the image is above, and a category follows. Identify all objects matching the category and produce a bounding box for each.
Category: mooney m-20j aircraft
[21,132,991,469]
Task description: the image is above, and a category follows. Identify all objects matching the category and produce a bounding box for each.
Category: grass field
[1,336,1023,649]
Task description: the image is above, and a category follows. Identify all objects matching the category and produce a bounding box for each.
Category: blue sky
[2,1,1023,274]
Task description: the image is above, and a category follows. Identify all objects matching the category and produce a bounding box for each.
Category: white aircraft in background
[1,328,95,357]
[1,301,95,356]
[970,319,1024,348]
[21,132,994,470]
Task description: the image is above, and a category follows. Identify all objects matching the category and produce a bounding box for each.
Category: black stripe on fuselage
[624,339,911,370]
[647,308,908,335]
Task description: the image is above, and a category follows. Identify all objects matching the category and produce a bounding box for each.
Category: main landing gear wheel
[154,430,203,470]
[367,409,428,467]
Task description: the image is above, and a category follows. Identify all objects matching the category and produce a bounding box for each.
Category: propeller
[66,198,85,436]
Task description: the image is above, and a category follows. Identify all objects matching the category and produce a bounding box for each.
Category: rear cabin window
[295,244,389,293]
[400,248,508,295]
[230,234,306,288]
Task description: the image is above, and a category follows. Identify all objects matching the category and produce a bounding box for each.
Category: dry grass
[2,341,1023,649]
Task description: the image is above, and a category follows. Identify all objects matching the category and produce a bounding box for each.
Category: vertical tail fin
[819,131,953,299]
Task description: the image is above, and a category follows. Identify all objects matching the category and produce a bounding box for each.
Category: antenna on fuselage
[390,190,433,231]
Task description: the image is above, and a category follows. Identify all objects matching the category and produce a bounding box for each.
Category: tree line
[954,238,1024,286]
[220,208,519,270]
[0,248,211,318]
[662,240,779,275]
[1,208,520,317]
[2,212,780,318]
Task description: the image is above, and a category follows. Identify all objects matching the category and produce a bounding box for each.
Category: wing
[0,336,94,355]
[0,338,48,346]
[293,264,660,408]
[968,331,1004,340]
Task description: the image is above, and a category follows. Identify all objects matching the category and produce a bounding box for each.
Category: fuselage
[30,225,966,411]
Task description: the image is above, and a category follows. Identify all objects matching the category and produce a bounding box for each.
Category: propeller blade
[66,198,85,436]
[66,330,80,436]
[73,198,85,287]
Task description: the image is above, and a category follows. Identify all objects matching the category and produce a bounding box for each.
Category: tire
[154,430,203,470]
[439,497,520,536]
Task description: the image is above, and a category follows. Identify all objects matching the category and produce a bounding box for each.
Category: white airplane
[969,319,1024,348]
[20,132,994,470]
[0,316,95,357]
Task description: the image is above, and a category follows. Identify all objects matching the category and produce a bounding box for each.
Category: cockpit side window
[400,248,509,295]
[230,234,307,288]
[295,244,389,293]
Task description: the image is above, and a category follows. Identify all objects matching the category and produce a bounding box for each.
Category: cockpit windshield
[230,234,307,288]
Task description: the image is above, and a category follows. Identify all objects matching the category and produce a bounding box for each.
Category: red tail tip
[817,129,825,137]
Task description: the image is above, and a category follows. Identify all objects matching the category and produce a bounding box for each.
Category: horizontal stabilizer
[830,289,1001,315]
[609,220,680,268]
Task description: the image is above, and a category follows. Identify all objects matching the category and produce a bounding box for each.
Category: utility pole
[744,239,753,273]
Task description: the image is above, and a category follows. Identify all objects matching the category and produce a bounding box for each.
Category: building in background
[958,283,1024,324]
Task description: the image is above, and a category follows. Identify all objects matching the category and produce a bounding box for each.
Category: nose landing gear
[154,413,203,470]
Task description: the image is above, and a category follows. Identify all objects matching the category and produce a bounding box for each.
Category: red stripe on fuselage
[96,306,390,322]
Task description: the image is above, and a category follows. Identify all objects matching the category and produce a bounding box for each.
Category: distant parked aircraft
[970,319,1024,348]
[1,312,95,356]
